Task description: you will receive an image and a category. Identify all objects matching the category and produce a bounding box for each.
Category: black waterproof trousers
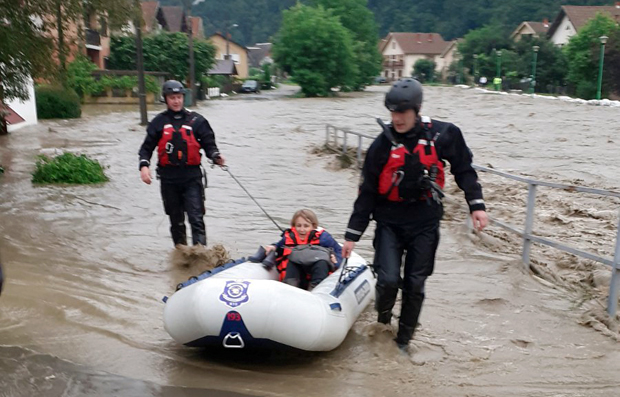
[160,177,206,246]
[373,219,440,345]
[284,259,331,290]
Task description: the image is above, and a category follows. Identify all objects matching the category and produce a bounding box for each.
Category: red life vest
[378,117,445,202]
[276,227,324,281]
[157,114,202,167]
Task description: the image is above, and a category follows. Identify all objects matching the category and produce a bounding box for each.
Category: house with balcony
[380,32,449,81]
[547,3,620,46]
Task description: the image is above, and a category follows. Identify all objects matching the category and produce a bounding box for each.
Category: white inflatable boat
[163,251,376,351]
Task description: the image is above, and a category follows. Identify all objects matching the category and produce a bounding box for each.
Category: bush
[32,152,108,184]
[67,55,99,98]
[35,85,81,119]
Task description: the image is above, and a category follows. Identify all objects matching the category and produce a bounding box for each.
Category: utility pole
[185,1,196,106]
[596,36,608,100]
[134,0,148,125]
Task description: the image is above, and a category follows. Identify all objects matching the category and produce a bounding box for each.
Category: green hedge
[35,85,81,119]
[32,152,108,184]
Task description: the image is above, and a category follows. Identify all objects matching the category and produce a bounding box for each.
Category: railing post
[325,125,330,148]
[342,129,347,154]
[357,135,363,166]
[607,214,620,317]
[522,183,537,269]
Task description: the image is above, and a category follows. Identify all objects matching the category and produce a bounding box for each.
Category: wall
[210,35,249,78]
[7,78,38,132]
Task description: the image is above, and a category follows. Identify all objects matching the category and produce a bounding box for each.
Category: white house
[548,4,620,46]
[379,32,450,82]
[3,78,38,132]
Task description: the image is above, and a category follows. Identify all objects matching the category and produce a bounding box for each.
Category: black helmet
[385,78,423,113]
[162,80,184,96]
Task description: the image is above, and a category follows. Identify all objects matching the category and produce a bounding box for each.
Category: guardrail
[325,124,620,317]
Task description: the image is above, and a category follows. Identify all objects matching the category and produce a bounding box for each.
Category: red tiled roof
[0,104,25,125]
[384,33,449,55]
[141,1,159,32]
[189,16,203,38]
[549,5,620,37]
[527,22,550,34]
[160,6,186,33]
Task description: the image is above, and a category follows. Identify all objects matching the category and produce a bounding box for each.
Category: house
[436,40,460,80]
[2,78,38,132]
[159,6,187,33]
[45,8,110,69]
[548,3,620,46]
[511,19,550,41]
[247,43,273,69]
[140,1,163,34]
[209,33,249,78]
[379,32,450,81]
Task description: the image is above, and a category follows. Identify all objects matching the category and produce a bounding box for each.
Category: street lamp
[455,50,462,84]
[596,35,608,100]
[225,23,238,60]
[473,54,479,86]
[530,45,540,94]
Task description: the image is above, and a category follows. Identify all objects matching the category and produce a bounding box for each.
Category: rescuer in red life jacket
[138,80,225,247]
[341,78,488,353]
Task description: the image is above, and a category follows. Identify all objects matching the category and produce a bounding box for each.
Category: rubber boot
[262,251,277,270]
[395,290,424,345]
[248,246,267,263]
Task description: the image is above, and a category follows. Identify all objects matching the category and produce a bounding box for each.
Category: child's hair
[290,209,319,229]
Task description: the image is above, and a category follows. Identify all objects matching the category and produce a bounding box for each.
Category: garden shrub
[35,85,81,119]
[32,152,108,184]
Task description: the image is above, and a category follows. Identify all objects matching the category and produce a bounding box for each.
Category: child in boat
[264,209,342,290]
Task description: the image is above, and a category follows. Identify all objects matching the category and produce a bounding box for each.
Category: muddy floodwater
[1,85,619,396]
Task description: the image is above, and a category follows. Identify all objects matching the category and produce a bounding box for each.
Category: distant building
[247,43,273,69]
[511,19,550,41]
[548,4,620,46]
[209,33,249,78]
[436,40,460,81]
[379,32,450,81]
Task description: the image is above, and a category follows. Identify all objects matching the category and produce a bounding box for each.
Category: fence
[207,87,221,98]
[325,124,620,317]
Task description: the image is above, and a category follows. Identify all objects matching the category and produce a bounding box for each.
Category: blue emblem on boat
[220,281,250,308]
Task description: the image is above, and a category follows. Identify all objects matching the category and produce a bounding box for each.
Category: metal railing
[325,124,620,317]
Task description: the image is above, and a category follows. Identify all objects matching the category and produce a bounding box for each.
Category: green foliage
[201,74,228,89]
[0,0,54,102]
[413,59,436,83]
[603,29,620,96]
[273,4,357,96]
[66,55,100,97]
[262,63,272,87]
[310,0,382,89]
[35,86,81,119]
[32,152,108,184]
[564,13,620,99]
[107,32,216,82]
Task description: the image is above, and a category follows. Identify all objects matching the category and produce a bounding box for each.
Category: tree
[0,0,55,135]
[564,13,620,99]
[107,32,216,83]
[603,29,620,96]
[273,4,357,97]
[310,0,382,90]
[413,59,436,83]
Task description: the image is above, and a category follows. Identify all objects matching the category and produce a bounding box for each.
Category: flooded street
[1,84,619,396]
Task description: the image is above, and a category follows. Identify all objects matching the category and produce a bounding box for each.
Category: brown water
[1,85,619,397]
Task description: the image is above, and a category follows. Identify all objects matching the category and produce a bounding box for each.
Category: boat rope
[219,164,284,232]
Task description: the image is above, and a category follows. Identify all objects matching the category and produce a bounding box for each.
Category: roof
[247,43,272,68]
[440,40,460,58]
[160,6,186,33]
[0,104,25,125]
[207,59,238,76]
[548,5,620,38]
[210,33,248,51]
[141,1,160,32]
[382,33,449,55]
[189,16,203,38]
[510,20,550,40]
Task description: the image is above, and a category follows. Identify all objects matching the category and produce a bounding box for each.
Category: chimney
[616,1,620,8]
[428,33,433,42]
[543,18,549,28]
